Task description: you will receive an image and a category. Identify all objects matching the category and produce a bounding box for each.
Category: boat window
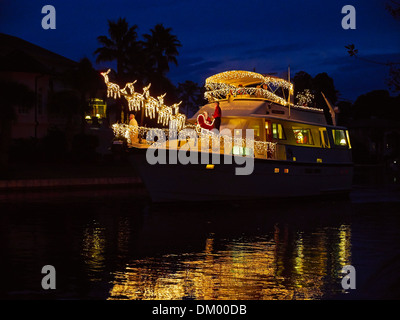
[221,118,248,134]
[332,129,348,146]
[319,128,330,148]
[221,118,262,140]
[272,123,286,140]
[292,128,313,145]
[265,120,272,141]
[247,119,262,140]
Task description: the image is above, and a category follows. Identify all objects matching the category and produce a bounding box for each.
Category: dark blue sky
[1,0,399,101]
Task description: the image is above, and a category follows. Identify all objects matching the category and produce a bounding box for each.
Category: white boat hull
[129,148,353,203]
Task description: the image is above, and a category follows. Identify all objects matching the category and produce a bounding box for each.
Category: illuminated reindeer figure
[173,102,186,130]
[120,80,137,95]
[157,93,166,107]
[141,84,157,119]
[158,105,173,126]
[172,101,182,115]
[142,83,151,100]
[101,70,188,130]
[100,69,121,99]
[120,80,143,112]
[170,113,186,131]
[125,93,143,112]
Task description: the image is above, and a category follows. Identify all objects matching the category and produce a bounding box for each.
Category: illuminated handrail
[112,123,277,159]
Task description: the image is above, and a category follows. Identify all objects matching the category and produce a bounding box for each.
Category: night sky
[1,0,399,102]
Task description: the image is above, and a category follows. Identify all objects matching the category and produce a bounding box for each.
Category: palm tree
[95,18,141,123]
[142,24,182,76]
[94,17,139,79]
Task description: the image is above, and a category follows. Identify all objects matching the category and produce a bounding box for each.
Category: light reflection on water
[107,223,352,300]
[1,187,399,300]
[82,220,106,282]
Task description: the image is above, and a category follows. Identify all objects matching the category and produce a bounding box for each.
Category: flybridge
[204,70,293,106]
[204,70,323,112]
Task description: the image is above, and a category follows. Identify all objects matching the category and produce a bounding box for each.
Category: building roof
[0,50,51,74]
[0,33,77,74]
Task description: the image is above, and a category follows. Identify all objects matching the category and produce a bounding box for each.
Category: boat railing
[112,123,277,160]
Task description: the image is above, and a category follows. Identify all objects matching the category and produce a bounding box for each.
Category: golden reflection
[338,224,352,268]
[294,236,304,277]
[82,220,106,282]
[108,224,352,300]
[116,216,131,255]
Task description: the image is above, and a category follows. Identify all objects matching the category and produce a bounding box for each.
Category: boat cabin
[191,70,352,163]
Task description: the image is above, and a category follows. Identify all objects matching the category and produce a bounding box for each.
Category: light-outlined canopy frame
[204,70,294,106]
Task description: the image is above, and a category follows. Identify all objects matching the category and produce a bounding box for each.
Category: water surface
[1,185,399,300]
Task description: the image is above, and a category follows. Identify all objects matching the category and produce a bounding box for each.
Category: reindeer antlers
[100,68,111,76]
[121,80,138,95]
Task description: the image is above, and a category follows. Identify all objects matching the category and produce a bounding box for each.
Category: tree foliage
[387,65,400,93]
[142,24,182,76]
[94,19,181,99]
[49,57,104,131]
[352,90,400,120]
[177,81,206,117]
[94,17,139,79]
[386,0,400,20]
[293,71,337,106]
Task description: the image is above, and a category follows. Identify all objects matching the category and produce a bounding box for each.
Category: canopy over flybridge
[202,70,324,115]
[205,70,293,90]
[204,70,296,106]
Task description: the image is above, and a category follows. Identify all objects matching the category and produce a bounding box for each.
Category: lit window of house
[87,98,107,119]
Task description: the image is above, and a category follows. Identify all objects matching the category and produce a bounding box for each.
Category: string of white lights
[296,89,314,107]
[112,123,277,157]
[205,86,323,111]
[204,70,323,111]
[205,86,288,106]
[205,70,294,91]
